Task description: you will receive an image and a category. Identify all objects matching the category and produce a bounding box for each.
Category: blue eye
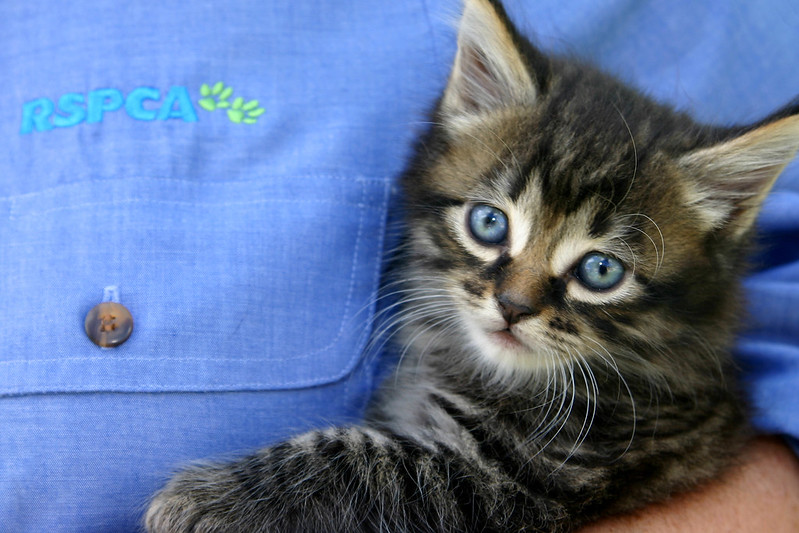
[576,252,625,291]
[468,204,508,245]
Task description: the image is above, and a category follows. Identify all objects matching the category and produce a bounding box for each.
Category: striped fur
[147,1,799,531]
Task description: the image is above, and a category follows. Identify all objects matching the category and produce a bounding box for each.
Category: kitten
[147,0,799,531]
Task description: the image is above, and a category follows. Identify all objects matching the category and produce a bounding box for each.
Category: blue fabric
[1,1,797,531]
[0,1,457,531]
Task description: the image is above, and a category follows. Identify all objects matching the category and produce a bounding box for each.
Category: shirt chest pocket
[0,175,390,394]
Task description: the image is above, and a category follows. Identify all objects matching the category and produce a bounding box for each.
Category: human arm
[579,436,799,533]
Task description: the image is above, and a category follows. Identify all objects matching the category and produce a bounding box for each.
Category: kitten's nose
[496,293,538,325]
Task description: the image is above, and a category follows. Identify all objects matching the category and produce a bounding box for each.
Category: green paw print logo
[199,82,265,125]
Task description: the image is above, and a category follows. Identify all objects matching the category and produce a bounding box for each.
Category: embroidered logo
[198,82,265,124]
[19,81,264,134]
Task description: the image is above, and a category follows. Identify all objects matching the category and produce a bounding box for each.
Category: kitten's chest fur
[371,345,747,518]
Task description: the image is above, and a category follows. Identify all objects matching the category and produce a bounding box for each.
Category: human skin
[579,436,799,532]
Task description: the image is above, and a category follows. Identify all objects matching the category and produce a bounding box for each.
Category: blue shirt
[1,1,797,531]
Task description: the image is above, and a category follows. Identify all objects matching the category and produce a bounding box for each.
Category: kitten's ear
[441,0,537,115]
[679,111,799,239]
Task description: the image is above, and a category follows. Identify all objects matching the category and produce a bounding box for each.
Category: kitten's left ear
[441,0,538,116]
[679,110,799,239]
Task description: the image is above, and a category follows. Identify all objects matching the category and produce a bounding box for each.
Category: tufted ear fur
[441,0,537,116]
[679,110,799,239]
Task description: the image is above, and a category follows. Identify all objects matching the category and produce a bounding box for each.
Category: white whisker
[582,337,637,459]
[610,102,638,211]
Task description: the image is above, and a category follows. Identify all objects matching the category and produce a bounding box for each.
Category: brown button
[84,302,134,348]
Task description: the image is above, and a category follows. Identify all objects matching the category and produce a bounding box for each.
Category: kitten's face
[407,109,699,377]
[400,0,799,382]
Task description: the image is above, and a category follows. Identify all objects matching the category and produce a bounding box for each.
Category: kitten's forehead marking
[505,184,539,258]
[530,205,597,276]
[461,172,591,270]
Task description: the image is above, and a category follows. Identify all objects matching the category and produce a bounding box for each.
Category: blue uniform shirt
[1,1,797,531]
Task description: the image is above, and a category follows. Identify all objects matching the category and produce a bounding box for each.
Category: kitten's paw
[145,489,188,533]
[145,480,206,532]
[145,464,241,533]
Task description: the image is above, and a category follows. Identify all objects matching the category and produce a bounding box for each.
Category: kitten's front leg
[145,431,380,532]
[146,426,568,532]
[146,459,247,533]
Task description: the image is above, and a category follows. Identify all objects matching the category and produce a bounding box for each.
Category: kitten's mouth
[490,328,524,349]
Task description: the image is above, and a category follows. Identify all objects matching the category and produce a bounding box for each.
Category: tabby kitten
[147,0,799,531]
